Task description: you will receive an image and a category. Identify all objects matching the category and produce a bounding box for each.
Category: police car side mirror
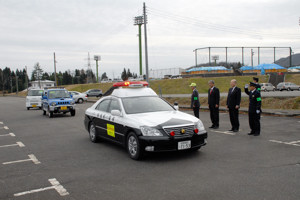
[174,102,179,111]
[111,110,122,117]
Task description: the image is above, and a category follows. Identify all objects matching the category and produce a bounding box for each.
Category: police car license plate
[178,140,191,150]
[61,106,67,110]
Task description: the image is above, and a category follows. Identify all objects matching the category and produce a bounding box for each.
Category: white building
[30,80,55,89]
[149,68,185,79]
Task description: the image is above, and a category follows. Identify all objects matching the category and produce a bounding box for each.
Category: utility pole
[193,49,198,67]
[25,66,29,91]
[1,70,4,96]
[16,75,18,95]
[134,16,144,76]
[53,52,57,86]
[143,2,149,84]
[251,49,254,67]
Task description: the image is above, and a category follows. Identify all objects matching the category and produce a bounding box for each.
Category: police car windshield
[48,90,70,99]
[28,90,43,96]
[122,96,174,114]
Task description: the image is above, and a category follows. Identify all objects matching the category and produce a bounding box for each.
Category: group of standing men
[190,77,262,136]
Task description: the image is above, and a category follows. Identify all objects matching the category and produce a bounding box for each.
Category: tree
[42,72,50,80]
[31,63,43,88]
[121,68,128,81]
[101,72,108,80]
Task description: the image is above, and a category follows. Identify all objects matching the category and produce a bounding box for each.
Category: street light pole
[94,55,101,82]
[134,16,144,76]
[143,2,149,84]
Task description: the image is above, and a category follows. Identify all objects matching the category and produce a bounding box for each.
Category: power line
[148,7,300,40]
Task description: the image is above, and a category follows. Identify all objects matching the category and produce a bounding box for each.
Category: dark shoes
[229,129,238,132]
[212,126,219,129]
[248,132,260,136]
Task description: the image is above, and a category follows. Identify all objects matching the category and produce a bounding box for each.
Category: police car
[84,81,207,160]
[42,87,76,118]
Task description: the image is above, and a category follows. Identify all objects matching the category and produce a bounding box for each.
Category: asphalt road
[162,90,300,98]
[0,96,299,200]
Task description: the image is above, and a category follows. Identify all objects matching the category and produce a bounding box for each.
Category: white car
[69,91,88,104]
[84,81,207,160]
[26,89,43,110]
[260,83,275,92]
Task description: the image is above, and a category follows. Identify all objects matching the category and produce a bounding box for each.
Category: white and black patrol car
[84,81,207,160]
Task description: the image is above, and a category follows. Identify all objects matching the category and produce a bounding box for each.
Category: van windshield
[28,90,43,96]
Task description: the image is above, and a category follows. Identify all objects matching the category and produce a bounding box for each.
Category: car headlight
[140,126,163,136]
[51,102,56,106]
[194,120,206,135]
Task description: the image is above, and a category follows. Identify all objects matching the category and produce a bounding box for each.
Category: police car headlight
[195,121,206,135]
[140,126,163,136]
[51,102,56,106]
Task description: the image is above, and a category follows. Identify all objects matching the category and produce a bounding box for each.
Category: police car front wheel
[127,132,143,160]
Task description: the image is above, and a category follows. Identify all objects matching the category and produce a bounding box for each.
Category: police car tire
[71,110,76,116]
[89,123,99,143]
[127,132,143,160]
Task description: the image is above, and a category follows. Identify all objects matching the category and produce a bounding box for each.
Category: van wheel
[78,98,83,104]
[71,110,76,116]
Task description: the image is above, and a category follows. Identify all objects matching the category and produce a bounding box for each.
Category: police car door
[103,98,124,145]
[94,98,111,138]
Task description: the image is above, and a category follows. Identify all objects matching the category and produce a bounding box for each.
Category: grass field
[4,74,300,110]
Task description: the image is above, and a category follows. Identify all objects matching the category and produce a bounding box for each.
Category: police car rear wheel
[89,123,99,143]
[127,132,143,160]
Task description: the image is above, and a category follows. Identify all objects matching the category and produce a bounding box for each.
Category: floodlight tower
[94,55,101,82]
[134,16,144,76]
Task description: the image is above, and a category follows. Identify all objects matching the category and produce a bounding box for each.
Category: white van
[26,89,44,110]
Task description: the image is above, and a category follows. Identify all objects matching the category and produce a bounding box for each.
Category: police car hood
[128,111,198,127]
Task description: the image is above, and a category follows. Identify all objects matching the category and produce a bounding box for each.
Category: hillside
[275,53,300,67]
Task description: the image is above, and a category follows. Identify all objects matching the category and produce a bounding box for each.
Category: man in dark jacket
[208,80,220,129]
[190,83,200,118]
[226,79,241,132]
[245,82,262,136]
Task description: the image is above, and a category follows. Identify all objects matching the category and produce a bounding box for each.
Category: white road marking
[211,130,236,135]
[0,133,15,137]
[0,122,3,124]
[0,141,25,148]
[269,140,300,147]
[14,178,69,197]
[4,126,9,130]
[3,154,40,165]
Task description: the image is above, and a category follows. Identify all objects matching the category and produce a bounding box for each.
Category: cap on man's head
[253,77,259,82]
[250,82,256,87]
[190,83,197,87]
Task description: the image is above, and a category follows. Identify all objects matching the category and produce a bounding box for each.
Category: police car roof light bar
[113,81,149,88]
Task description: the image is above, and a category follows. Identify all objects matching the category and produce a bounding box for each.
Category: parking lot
[0,96,299,200]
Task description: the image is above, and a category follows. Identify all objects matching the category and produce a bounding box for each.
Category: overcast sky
[1,0,299,78]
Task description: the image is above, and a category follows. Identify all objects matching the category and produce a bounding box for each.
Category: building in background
[149,68,185,79]
[30,80,55,89]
